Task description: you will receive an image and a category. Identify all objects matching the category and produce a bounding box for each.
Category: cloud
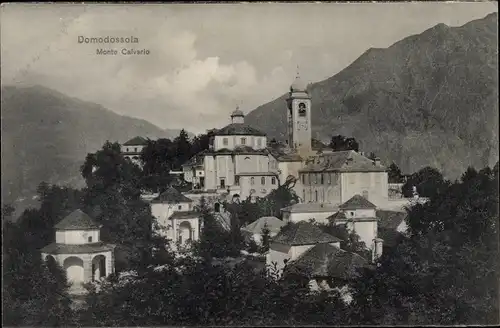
[1,3,497,134]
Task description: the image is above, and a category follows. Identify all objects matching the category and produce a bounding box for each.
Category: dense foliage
[401,166,450,198]
[329,135,360,152]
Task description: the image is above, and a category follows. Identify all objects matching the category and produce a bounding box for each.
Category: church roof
[272,221,342,246]
[54,209,102,231]
[300,150,386,173]
[290,74,307,92]
[169,211,200,220]
[151,187,193,204]
[231,108,244,117]
[123,136,148,146]
[267,147,303,162]
[214,123,266,137]
[339,195,377,210]
[241,216,286,235]
[41,241,116,255]
[286,243,369,280]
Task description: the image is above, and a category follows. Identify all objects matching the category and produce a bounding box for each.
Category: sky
[1,2,497,134]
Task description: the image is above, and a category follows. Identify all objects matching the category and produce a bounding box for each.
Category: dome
[231,108,244,117]
[290,75,307,92]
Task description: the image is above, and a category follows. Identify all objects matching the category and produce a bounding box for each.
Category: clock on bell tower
[286,69,312,156]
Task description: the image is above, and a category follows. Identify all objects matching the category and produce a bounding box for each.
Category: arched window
[261,177,266,185]
[271,177,276,185]
[298,103,307,117]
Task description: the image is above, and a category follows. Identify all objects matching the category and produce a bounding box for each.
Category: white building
[121,136,149,166]
[40,209,116,294]
[181,72,389,210]
[150,187,201,251]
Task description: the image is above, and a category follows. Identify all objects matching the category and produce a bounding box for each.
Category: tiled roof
[54,209,101,231]
[241,216,286,235]
[214,123,266,136]
[377,210,407,230]
[41,241,116,255]
[169,211,200,220]
[182,150,207,167]
[205,146,268,156]
[272,221,342,246]
[339,195,377,210]
[300,150,386,172]
[267,147,303,162]
[123,136,148,146]
[326,211,348,223]
[151,187,193,204]
[286,243,369,280]
[281,203,339,213]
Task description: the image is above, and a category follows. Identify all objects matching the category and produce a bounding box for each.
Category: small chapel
[40,209,116,294]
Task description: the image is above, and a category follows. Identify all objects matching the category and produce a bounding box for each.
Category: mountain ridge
[1,84,191,206]
[245,12,498,178]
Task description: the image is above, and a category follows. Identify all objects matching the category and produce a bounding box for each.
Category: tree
[259,223,271,254]
[349,164,499,325]
[329,135,360,152]
[388,162,404,183]
[82,141,161,271]
[401,166,449,198]
[140,138,175,192]
[173,129,192,170]
[3,220,74,326]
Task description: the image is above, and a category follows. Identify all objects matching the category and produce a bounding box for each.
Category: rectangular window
[261,177,266,185]
[271,177,276,185]
[241,138,246,145]
[88,236,92,243]
[235,176,240,186]
[134,147,137,152]
[223,138,228,146]
[257,138,262,147]
[302,174,305,184]
[250,177,255,185]
[178,205,182,210]
[220,178,226,189]
[321,173,324,184]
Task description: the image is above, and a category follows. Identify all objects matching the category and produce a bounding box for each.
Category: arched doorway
[214,202,221,213]
[92,255,107,281]
[63,256,84,285]
[178,221,193,245]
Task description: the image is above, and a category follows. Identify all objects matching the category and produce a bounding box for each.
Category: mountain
[1,85,188,207]
[246,13,498,179]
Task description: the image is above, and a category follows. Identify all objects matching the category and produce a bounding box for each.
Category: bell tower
[286,67,312,156]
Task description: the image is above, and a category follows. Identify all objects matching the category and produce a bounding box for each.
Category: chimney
[373,157,381,166]
[372,238,384,262]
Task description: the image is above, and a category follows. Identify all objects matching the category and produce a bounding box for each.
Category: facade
[40,209,116,293]
[150,187,201,251]
[297,151,389,208]
[201,108,279,200]
[122,136,148,166]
